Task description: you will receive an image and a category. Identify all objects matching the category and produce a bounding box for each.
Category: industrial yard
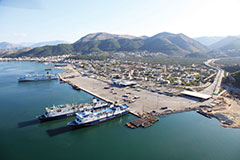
[198,92,240,128]
[58,59,240,129]
[59,68,213,117]
[2,56,240,128]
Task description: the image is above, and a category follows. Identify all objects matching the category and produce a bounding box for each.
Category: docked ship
[67,104,129,128]
[18,72,58,82]
[37,98,109,122]
[54,63,68,68]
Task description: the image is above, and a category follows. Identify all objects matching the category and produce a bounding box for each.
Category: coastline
[198,93,240,129]
[59,65,213,117]
[1,59,240,128]
[59,64,240,129]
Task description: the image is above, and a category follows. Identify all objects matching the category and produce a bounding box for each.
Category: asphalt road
[201,59,224,95]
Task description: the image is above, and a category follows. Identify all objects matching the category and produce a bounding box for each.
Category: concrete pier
[126,114,159,129]
[59,69,213,115]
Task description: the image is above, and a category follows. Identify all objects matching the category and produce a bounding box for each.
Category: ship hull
[38,112,75,122]
[196,110,212,119]
[68,111,129,128]
[18,77,58,82]
[38,105,110,122]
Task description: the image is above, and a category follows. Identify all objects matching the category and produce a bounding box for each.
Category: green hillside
[222,64,240,88]
[118,38,144,51]
[231,70,240,88]
[10,44,74,57]
[224,70,240,88]
[6,32,209,58]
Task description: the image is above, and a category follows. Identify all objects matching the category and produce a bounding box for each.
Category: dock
[58,69,213,117]
[129,110,141,118]
[196,109,212,119]
[125,114,159,129]
[58,73,115,104]
[74,84,115,104]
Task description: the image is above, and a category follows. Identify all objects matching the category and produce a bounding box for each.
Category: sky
[0,0,240,43]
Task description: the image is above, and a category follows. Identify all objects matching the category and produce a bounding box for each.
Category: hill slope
[141,32,208,56]
[219,39,240,51]
[30,40,68,48]
[224,70,240,88]
[207,37,240,57]
[74,32,208,56]
[8,32,209,57]
[76,32,136,43]
[194,36,224,46]
[0,42,23,50]
[14,44,74,57]
[73,32,142,53]
[231,70,240,88]
[210,36,239,49]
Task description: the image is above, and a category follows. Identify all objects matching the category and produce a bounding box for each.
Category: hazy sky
[0,0,240,43]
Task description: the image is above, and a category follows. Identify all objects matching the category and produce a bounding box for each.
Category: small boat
[54,63,68,67]
[72,85,81,90]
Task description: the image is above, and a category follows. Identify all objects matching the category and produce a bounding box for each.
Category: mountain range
[0,42,22,50]
[194,36,225,46]
[0,40,69,56]
[3,32,240,58]
[0,40,68,50]
[28,40,69,48]
[8,32,208,58]
[194,35,240,49]
[194,35,240,57]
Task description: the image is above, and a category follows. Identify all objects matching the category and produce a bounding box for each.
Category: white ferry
[18,72,58,82]
[37,98,109,122]
[67,104,129,128]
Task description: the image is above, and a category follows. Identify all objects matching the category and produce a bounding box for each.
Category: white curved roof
[181,90,211,100]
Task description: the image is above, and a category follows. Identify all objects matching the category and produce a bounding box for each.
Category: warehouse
[181,90,211,101]
[112,79,137,87]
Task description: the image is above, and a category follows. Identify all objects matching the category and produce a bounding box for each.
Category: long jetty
[59,74,114,104]
[58,68,210,129]
[59,73,149,119]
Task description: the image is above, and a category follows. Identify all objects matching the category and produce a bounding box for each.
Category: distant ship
[37,98,109,122]
[67,104,129,128]
[54,63,68,67]
[18,72,58,82]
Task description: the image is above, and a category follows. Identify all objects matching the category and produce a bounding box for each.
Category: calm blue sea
[0,61,240,160]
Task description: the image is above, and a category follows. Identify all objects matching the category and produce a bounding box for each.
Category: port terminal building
[181,90,211,101]
[112,79,137,87]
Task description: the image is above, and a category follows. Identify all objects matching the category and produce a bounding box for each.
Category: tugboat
[67,104,129,128]
[37,98,109,122]
[18,72,58,82]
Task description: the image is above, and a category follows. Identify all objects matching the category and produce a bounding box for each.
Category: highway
[200,59,224,95]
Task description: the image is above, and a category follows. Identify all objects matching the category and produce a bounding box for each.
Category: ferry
[54,63,68,67]
[37,98,109,122]
[18,72,58,82]
[67,104,129,128]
